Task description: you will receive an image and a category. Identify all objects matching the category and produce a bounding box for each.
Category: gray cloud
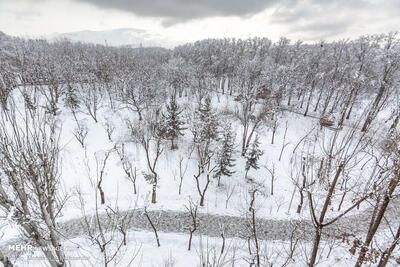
[1,0,399,43]
[68,0,399,41]
[294,21,352,40]
[73,0,279,25]
[269,0,389,41]
[271,0,370,23]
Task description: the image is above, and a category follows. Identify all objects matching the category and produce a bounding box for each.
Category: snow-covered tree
[0,95,66,267]
[128,111,166,204]
[191,96,218,167]
[162,95,186,149]
[196,96,218,141]
[190,97,219,206]
[214,124,236,186]
[245,135,263,179]
[64,83,80,119]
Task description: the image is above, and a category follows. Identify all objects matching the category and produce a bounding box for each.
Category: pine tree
[214,124,236,186]
[192,96,219,166]
[162,95,186,149]
[64,84,80,119]
[197,96,218,142]
[245,135,263,179]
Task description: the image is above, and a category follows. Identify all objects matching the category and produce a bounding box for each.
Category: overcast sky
[0,0,399,46]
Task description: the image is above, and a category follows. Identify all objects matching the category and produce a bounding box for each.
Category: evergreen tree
[214,124,236,186]
[162,95,186,149]
[64,84,80,119]
[197,96,218,142]
[192,96,219,167]
[245,135,263,179]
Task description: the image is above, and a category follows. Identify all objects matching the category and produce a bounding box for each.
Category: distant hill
[0,30,15,49]
[0,31,9,41]
[48,28,173,48]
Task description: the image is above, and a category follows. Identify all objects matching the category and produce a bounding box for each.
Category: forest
[0,31,399,266]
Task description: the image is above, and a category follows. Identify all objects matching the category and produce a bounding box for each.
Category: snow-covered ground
[46,93,372,223]
[0,88,396,266]
[9,229,364,267]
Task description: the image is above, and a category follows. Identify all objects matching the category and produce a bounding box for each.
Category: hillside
[0,35,399,266]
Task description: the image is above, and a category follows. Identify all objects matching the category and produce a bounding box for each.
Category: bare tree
[115,143,138,195]
[175,155,189,195]
[361,34,400,132]
[0,95,66,266]
[103,117,115,142]
[280,221,302,267]
[196,235,235,267]
[128,112,165,204]
[116,64,163,121]
[38,82,64,116]
[72,119,88,148]
[376,222,400,267]
[117,75,146,121]
[278,121,289,161]
[354,131,400,267]
[304,123,379,266]
[185,198,199,251]
[264,162,276,196]
[77,188,137,267]
[223,182,236,209]
[144,207,161,247]
[244,187,262,266]
[235,96,271,156]
[78,78,103,123]
[193,153,216,207]
[0,63,16,113]
[295,157,308,214]
[271,117,279,144]
[95,150,112,205]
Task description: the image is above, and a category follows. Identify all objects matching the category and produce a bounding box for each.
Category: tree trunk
[309,164,344,267]
[271,176,274,196]
[377,224,400,267]
[251,208,260,267]
[97,182,105,205]
[188,230,194,250]
[355,175,399,267]
[389,112,400,131]
[361,85,386,132]
[151,184,157,204]
[221,77,224,95]
[297,162,307,214]
[346,100,355,120]
[304,82,315,117]
[171,138,176,150]
[338,87,356,127]
[271,123,277,144]
[199,195,205,207]
[144,208,160,247]
[309,226,322,267]
[314,87,324,112]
